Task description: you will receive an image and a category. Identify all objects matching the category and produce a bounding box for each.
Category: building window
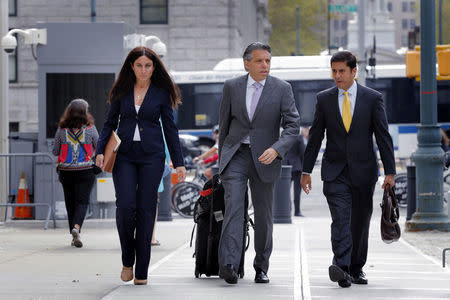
[8,31,17,83]
[8,0,17,16]
[333,20,339,30]
[140,0,168,24]
[9,122,19,133]
[333,37,339,46]
[341,36,347,47]
[341,19,347,31]
[410,1,415,12]
[410,19,415,30]
[402,19,408,30]
[401,35,408,47]
[402,1,408,12]
[387,2,392,12]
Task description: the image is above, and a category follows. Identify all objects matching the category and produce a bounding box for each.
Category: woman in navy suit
[96,46,186,285]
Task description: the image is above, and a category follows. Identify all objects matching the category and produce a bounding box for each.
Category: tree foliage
[268,0,328,56]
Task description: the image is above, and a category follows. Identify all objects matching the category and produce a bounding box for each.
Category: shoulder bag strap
[69,128,92,161]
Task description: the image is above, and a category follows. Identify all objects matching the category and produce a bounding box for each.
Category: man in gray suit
[218,42,300,284]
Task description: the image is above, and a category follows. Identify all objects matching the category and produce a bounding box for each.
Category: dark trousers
[59,169,95,233]
[291,171,302,214]
[113,142,164,280]
[322,167,374,276]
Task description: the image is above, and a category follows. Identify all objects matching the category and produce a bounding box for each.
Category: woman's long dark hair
[108,46,181,109]
[58,99,94,129]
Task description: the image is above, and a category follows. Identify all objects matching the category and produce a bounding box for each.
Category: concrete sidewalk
[2,218,449,299]
[1,169,450,299]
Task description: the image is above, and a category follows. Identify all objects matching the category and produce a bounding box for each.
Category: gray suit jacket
[218,74,300,183]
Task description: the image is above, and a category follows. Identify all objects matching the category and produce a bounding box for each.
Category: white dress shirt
[302,80,357,175]
[241,75,266,144]
[133,104,141,141]
[338,80,357,117]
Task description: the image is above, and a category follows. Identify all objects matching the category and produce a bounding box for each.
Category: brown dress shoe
[121,266,133,282]
[134,279,147,285]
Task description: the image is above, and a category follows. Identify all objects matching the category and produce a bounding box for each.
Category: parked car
[179,134,214,161]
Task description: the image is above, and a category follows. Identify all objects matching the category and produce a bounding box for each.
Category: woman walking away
[95,46,186,285]
[53,99,99,248]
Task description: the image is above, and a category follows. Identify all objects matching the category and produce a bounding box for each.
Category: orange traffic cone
[13,172,33,219]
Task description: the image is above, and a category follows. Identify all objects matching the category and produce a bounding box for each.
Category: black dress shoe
[351,271,368,284]
[328,265,351,288]
[219,264,238,284]
[254,270,270,283]
[294,212,304,217]
[338,278,352,288]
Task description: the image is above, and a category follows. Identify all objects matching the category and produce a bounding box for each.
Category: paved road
[1,169,449,299]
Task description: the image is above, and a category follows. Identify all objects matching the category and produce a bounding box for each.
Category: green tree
[268,0,328,56]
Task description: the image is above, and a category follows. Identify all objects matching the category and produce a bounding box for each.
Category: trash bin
[406,165,416,221]
[273,165,292,224]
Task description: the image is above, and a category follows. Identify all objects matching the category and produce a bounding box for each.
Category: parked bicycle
[171,161,209,218]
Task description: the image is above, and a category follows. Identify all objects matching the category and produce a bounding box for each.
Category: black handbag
[380,184,401,243]
[70,129,102,175]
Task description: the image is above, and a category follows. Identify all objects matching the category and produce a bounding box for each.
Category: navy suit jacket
[283,135,305,173]
[302,83,395,186]
[97,84,184,168]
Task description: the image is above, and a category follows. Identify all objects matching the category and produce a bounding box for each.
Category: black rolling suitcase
[191,174,252,278]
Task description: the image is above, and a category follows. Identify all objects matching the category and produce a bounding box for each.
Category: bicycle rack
[443,248,450,268]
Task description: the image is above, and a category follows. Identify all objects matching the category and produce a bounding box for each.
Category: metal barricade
[0,153,56,230]
[443,248,450,268]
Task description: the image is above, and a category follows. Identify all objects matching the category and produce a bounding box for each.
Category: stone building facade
[387,0,417,49]
[7,0,271,132]
[329,0,417,52]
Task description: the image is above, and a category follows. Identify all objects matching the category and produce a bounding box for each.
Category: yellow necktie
[342,91,352,132]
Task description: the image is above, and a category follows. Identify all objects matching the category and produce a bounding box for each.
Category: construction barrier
[0,153,56,229]
[13,172,33,219]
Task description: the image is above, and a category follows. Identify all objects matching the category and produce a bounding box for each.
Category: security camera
[152,41,167,58]
[1,28,47,55]
[1,34,17,53]
[143,35,167,58]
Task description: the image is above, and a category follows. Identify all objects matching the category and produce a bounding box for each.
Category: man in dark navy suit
[301,51,395,288]
[283,128,306,216]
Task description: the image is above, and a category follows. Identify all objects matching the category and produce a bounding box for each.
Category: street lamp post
[357,0,366,86]
[406,0,449,231]
[296,5,300,56]
[0,0,9,222]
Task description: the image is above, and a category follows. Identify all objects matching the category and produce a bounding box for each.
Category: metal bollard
[406,165,416,221]
[273,165,292,224]
[158,173,172,221]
